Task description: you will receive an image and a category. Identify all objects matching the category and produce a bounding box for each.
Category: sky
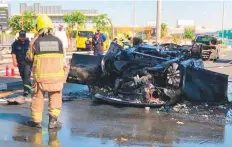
[6,0,232,30]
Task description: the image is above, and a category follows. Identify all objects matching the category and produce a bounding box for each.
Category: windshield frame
[195,36,212,43]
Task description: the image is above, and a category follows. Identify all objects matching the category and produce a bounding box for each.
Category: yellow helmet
[35,15,54,31]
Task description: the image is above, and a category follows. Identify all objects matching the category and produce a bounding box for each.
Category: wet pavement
[0,83,231,147]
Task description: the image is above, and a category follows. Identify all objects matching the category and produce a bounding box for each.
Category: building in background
[19,3,99,29]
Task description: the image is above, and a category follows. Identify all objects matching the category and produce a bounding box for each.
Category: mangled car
[67,42,228,107]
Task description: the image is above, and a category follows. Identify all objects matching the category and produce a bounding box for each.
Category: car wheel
[166,63,182,90]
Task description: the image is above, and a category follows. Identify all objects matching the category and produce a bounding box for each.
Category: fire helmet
[35,15,54,31]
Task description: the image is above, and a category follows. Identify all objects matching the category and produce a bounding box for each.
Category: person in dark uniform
[92,32,104,55]
[11,30,32,97]
[85,37,92,51]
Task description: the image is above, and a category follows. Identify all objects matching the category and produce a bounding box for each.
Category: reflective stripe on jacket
[27,34,66,84]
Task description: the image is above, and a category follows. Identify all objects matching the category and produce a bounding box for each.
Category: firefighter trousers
[31,82,62,123]
[18,61,32,95]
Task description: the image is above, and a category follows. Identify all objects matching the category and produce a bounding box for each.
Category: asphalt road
[0,82,231,147]
[205,49,232,77]
[0,98,231,147]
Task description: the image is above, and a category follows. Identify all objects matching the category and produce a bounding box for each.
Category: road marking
[228,61,232,64]
[219,66,224,68]
[221,54,227,57]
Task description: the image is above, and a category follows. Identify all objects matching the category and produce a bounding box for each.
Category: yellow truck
[76,29,110,51]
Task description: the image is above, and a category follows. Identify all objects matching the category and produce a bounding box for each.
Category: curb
[0,80,22,91]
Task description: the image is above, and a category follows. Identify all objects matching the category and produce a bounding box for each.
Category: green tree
[184,28,195,40]
[8,11,35,34]
[63,11,86,50]
[161,23,168,39]
[93,14,112,38]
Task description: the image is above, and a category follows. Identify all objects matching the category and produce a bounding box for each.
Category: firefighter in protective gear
[26,15,66,129]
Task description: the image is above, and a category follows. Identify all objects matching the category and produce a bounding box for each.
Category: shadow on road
[214,59,232,64]
[0,113,30,126]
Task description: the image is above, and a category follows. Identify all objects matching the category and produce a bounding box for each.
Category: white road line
[228,61,232,64]
[219,66,224,68]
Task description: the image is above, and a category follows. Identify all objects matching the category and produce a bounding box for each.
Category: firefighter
[26,15,66,129]
[11,30,32,97]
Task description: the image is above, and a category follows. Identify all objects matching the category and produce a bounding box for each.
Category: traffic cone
[5,65,9,76]
[11,67,15,77]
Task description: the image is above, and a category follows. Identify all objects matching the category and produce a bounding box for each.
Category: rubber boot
[48,115,62,129]
[25,120,42,128]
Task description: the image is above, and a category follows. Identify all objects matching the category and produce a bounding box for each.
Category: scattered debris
[145,107,150,111]
[202,115,209,118]
[218,105,226,110]
[62,96,76,102]
[176,121,184,125]
[114,137,128,142]
[173,104,189,114]
[158,106,171,112]
[4,97,28,105]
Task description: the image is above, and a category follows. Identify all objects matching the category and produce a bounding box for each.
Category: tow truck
[192,35,220,61]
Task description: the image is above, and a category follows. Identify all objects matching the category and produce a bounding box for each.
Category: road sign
[218,30,232,40]
[0,4,8,30]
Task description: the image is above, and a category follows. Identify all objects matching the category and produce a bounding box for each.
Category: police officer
[92,29,107,55]
[92,32,104,55]
[26,15,66,129]
[11,30,32,97]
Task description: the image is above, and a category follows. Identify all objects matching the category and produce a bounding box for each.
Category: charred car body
[67,42,228,107]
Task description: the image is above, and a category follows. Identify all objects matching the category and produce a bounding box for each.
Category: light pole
[133,2,136,37]
[156,0,161,44]
[222,0,225,41]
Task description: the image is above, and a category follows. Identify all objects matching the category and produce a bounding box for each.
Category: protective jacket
[27,34,66,85]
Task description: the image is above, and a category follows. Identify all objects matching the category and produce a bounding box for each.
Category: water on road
[0,83,231,147]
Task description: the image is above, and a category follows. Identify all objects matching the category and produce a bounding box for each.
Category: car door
[182,66,228,102]
[66,54,103,85]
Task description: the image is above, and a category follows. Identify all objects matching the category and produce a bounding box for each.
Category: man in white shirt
[55,24,68,65]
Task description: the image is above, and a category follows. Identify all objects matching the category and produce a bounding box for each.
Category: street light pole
[156,0,161,44]
[222,0,225,41]
[133,2,136,37]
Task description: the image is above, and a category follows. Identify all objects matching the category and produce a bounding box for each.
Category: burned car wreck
[67,42,229,107]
